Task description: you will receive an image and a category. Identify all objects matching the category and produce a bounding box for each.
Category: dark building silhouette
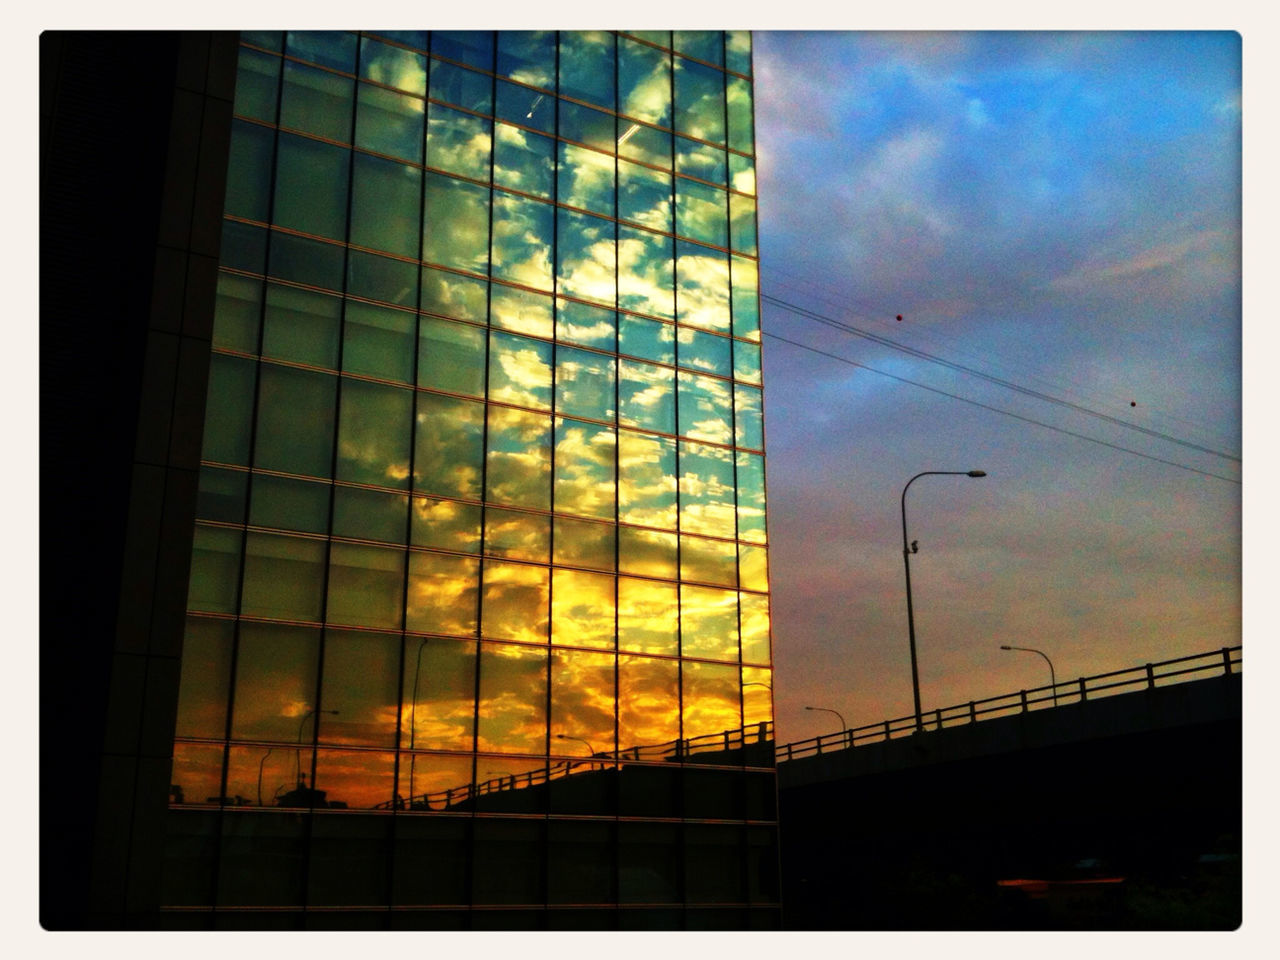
[41,30,778,930]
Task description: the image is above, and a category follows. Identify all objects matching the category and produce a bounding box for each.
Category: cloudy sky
[751,31,1242,743]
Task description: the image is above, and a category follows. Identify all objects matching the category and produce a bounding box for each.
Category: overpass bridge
[774,648,1241,930]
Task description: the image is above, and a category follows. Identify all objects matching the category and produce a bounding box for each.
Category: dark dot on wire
[1130,401,1136,407]
[896,315,903,322]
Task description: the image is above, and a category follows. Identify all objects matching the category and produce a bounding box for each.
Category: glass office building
[159,29,776,928]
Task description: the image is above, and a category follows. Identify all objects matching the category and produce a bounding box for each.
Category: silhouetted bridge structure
[774,647,1242,930]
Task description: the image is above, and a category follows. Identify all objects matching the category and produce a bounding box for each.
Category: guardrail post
[1145,663,1155,689]
[1222,647,1233,674]
[968,701,977,723]
[883,720,891,742]
[1020,690,1028,712]
[1078,678,1087,702]
[934,708,943,730]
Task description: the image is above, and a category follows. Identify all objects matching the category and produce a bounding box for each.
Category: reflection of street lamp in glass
[901,469,988,732]
[295,707,339,787]
[256,748,274,806]
[407,637,430,804]
[804,705,847,731]
[743,681,772,690]
[556,733,598,768]
[1001,644,1058,706]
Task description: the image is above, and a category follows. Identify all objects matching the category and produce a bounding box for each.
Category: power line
[762,293,1241,464]
[762,329,1242,486]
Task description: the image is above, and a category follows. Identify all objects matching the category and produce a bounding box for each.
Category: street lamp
[556,733,599,768]
[901,469,987,733]
[804,705,847,731]
[295,707,339,787]
[1001,644,1058,706]
[407,637,430,805]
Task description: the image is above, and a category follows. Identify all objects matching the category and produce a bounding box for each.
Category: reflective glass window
[488,331,552,410]
[225,120,274,222]
[559,31,615,109]
[552,516,616,571]
[202,353,256,465]
[673,32,723,68]
[187,525,242,614]
[735,450,767,543]
[485,406,552,509]
[557,209,616,307]
[267,231,344,291]
[491,193,554,291]
[280,60,353,141]
[557,298,616,351]
[401,636,477,752]
[484,507,550,563]
[431,31,495,72]
[618,159,672,232]
[618,121,671,169]
[617,433,677,531]
[675,137,727,186]
[677,370,733,444]
[286,31,357,72]
[673,57,725,145]
[197,465,248,523]
[480,562,550,644]
[675,178,728,248]
[326,541,405,629]
[355,82,425,164]
[249,473,330,534]
[418,315,486,397]
[494,122,554,199]
[421,266,488,322]
[558,100,616,153]
[332,485,409,543]
[617,578,677,655]
[425,104,492,180]
[359,36,427,95]
[318,630,401,746]
[733,334,762,384]
[618,359,674,433]
[731,255,761,343]
[411,496,482,553]
[495,79,554,134]
[490,283,554,338]
[729,192,757,256]
[550,649,616,754]
[230,621,321,741]
[676,240,730,332]
[405,551,480,636]
[726,75,754,155]
[273,133,350,240]
[310,749,396,810]
[734,383,763,450]
[618,37,670,126]
[678,440,736,538]
[680,534,737,588]
[350,153,422,257]
[554,418,617,520]
[221,220,267,275]
[740,592,771,665]
[725,31,752,76]
[738,543,768,593]
[618,655,678,752]
[678,327,732,377]
[497,32,555,88]
[212,271,261,354]
[558,143,615,216]
[347,249,419,308]
[423,172,491,274]
[429,59,492,116]
[682,660,741,742]
[729,151,756,195]
[342,301,414,383]
[175,618,233,738]
[234,47,280,122]
[618,226,674,320]
[414,392,485,500]
[254,364,337,479]
[617,526,677,578]
[742,667,772,727]
[261,283,341,369]
[240,532,328,621]
[556,345,616,422]
[680,584,739,662]
[618,314,675,364]
[335,378,413,489]
[551,568,616,649]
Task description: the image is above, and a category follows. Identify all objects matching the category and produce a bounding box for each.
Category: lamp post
[901,469,987,733]
[556,733,599,769]
[1001,644,1058,706]
[407,637,430,805]
[295,707,339,788]
[804,705,847,731]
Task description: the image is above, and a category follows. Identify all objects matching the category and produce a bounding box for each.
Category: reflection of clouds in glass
[681,661,740,740]
[556,348,616,421]
[414,394,484,500]
[405,552,479,635]
[493,122,554,198]
[558,236,617,307]
[679,441,737,538]
[477,642,547,753]
[678,371,733,444]
[551,649,616,748]
[491,193,554,291]
[738,543,769,592]
[618,432,677,529]
[618,526,678,578]
[361,39,427,95]
[490,284,554,339]
[735,449,767,543]
[426,108,492,180]
[740,593,772,666]
[680,584,739,661]
[485,407,552,509]
[729,155,756,196]
[559,144,615,214]
[620,40,671,124]
[312,749,395,809]
[618,577,678,655]
[742,666,772,727]
[481,560,550,643]
[554,420,617,519]
[489,334,552,409]
[676,245,731,331]
[619,654,679,749]
[618,229,674,320]
[551,569,616,649]
[423,175,490,274]
[411,496,481,553]
[484,507,550,563]
[400,638,476,751]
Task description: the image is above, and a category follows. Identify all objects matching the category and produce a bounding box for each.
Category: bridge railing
[776,645,1240,763]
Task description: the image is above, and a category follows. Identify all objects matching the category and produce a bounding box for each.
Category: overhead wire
[761,329,1242,486]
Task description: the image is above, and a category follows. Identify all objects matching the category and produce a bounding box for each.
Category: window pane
[187,525,242,614]
[618,226,674,320]
[230,622,322,741]
[726,75,754,155]
[359,36,427,95]
[556,208,616,307]
[234,47,280,122]
[551,569,615,649]
[734,383,763,450]
[490,283,554,338]
[225,120,275,222]
[432,31,495,71]
[736,450,767,543]
[618,159,672,232]
[249,473,331,534]
[495,79,553,133]
[274,133,350,240]
[677,371,733,444]
[335,378,413,489]
[477,641,548,753]
[550,649,616,754]
[740,592,771,665]
[332,485,408,543]
[326,541,405,629]
[558,143,615,216]
[414,392,485,500]
[429,58,492,115]
[254,364,337,479]
[682,660,741,742]
[554,418,616,520]
[421,266,488,323]
[202,353,255,465]
[175,617,234,738]
[318,629,400,746]
[617,578,677,655]
[674,56,725,144]
[676,178,728,248]
[680,534,737,588]
[559,31,615,110]
[731,255,761,343]
[261,283,341,369]
[488,331,552,410]
[618,314,675,365]
[491,192,554,291]
[480,559,551,646]
[342,301,414,383]
[423,172,490,274]
[678,440,735,538]
[418,315,486,396]
[485,406,551,510]
[618,654,678,751]
[617,526,677,578]
[350,153,422,258]
[556,298,616,352]
[212,271,261,354]
[411,496,482,553]
[725,31,751,75]
[556,345,616,421]
[493,122,554,199]
[280,60,353,141]
[406,552,479,636]
[426,104,492,180]
[675,136,727,186]
[484,507,550,563]
[678,327,732,377]
[286,31,357,72]
[497,31,555,87]
[552,516,616,571]
[240,532,327,621]
[617,433,676,529]
[618,37,670,126]
[401,636,477,752]
[676,240,730,331]
[729,191,757,256]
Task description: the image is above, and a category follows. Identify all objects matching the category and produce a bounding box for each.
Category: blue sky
[752,31,1242,741]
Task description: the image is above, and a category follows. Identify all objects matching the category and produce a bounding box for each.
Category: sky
[751,31,1243,744]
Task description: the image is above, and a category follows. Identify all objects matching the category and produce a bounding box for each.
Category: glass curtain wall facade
[165,29,776,928]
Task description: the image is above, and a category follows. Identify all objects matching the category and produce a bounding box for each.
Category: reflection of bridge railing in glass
[375,720,775,812]
[777,646,1241,762]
